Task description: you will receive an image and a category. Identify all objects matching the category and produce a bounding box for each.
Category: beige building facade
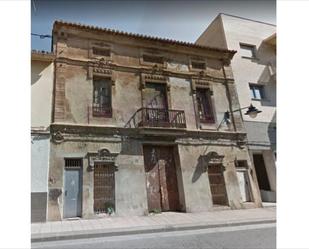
[31,51,55,222]
[196,13,276,202]
[41,20,265,221]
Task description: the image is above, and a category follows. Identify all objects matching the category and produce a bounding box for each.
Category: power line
[31,33,52,39]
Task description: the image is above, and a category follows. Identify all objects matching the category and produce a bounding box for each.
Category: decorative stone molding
[236,140,247,149]
[191,79,214,94]
[140,73,169,90]
[51,131,64,144]
[87,60,115,84]
[200,151,225,168]
[87,148,118,171]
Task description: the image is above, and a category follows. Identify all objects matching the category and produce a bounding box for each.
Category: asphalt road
[32,223,276,249]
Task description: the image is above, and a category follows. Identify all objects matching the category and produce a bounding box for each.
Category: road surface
[32,223,276,249]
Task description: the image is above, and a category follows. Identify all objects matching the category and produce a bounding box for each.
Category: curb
[31,218,276,243]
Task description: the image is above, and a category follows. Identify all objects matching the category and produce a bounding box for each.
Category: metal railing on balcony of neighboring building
[125,108,186,129]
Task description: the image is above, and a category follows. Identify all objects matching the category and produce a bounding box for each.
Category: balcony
[125,108,186,129]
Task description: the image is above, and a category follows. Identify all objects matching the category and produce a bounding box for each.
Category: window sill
[93,114,113,118]
[241,56,259,62]
[251,98,269,102]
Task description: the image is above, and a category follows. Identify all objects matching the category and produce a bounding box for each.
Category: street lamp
[222,104,262,125]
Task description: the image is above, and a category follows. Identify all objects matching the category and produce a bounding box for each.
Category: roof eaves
[53,20,237,56]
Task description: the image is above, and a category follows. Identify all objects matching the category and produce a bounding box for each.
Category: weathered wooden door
[93,164,115,213]
[208,164,228,205]
[143,145,180,212]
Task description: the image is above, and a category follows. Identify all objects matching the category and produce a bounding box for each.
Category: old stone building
[196,14,276,203]
[46,20,262,221]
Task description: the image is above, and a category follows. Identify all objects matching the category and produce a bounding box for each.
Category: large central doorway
[143,145,180,212]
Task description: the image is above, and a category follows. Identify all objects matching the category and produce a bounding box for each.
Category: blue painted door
[64,169,82,218]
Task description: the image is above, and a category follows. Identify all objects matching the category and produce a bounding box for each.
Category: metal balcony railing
[92,104,112,118]
[125,108,186,129]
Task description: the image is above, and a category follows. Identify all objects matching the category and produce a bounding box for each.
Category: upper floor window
[142,54,164,65]
[93,77,112,117]
[196,88,215,124]
[92,47,111,57]
[249,84,264,100]
[191,61,206,70]
[240,43,257,59]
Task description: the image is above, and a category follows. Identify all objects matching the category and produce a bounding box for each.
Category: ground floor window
[93,164,115,214]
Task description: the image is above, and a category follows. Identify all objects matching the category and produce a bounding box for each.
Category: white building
[31,50,54,222]
[196,13,276,202]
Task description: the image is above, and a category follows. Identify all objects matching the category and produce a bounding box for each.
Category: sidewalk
[31,207,276,243]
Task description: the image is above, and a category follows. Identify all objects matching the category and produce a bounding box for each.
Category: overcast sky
[31,0,276,51]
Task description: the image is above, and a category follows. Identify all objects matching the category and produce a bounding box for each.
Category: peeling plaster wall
[48,135,262,221]
[47,25,260,220]
[48,138,148,221]
[53,29,240,132]
[177,141,261,212]
[169,77,196,129]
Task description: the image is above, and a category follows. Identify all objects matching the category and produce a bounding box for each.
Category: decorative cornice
[50,123,247,142]
[144,74,166,81]
[54,57,234,84]
[93,67,112,75]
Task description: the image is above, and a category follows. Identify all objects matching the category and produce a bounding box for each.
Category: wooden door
[93,164,115,213]
[208,164,228,205]
[143,145,180,212]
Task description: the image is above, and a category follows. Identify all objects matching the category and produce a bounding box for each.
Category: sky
[31,0,276,51]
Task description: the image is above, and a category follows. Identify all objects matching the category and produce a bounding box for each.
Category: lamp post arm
[228,105,251,114]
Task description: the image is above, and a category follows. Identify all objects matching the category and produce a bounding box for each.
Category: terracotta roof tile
[53,20,236,55]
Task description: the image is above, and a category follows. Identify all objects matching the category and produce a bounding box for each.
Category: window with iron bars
[196,88,215,124]
[93,77,112,117]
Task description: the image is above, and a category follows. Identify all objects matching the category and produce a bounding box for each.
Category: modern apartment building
[196,13,276,202]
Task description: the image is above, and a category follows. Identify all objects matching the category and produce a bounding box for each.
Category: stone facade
[196,13,276,202]
[45,20,262,221]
